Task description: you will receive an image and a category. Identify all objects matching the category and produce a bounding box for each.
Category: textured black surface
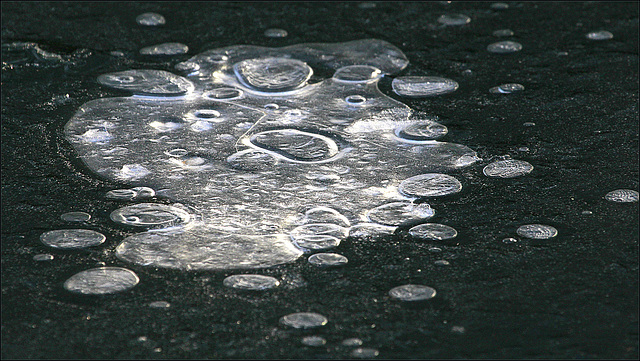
[1,1,638,359]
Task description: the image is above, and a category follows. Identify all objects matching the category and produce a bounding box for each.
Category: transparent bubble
[434,259,450,266]
[502,237,519,244]
[342,338,364,347]
[399,173,462,197]
[234,57,312,92]
[389,284,437,301]
[203,87,243,100]
[97,70,194,96]
[489,83,525,94]
[345,94,367,105]
[40,229,106,249]
[586,30,614,41]
[136,12,165,26]
[280,312,328,329]
[264,28,288,38]
[492,29,514,37]
[60,211,91,222]
[223,274,280,290]
[516,224,558,239]
[487,41,523,54]
[604,189,639,203]
[367,202,434,226]
[140,43,189,56]
[409,223,457,240]
[437,14,471,26]
[33,254,54,261]
[308,253,348,267]
[149,301,171,308]
[301,336,327,347]
[490,3,509,10]
[395,121,448,141]
[64,267,139,295]
[110,203,191,228]
[483,159,533,178]
[392,76,458,97]
[333,65,382,83]
[291,223,347,252]
[351,348,380,358]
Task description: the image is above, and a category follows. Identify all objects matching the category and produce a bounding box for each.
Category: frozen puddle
[65,39,480,270]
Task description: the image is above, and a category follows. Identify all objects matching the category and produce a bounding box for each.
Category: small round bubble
[389,284,437,301]
[110,203,191,228]
[264,28,288,38]
[280,312,328,329]
[223,274,280,290]
[149,301,171,308]
[437,14,471,26]
[489,83,525,94]
[487,41,523,54]
[399,173,462,197]
[136,12,166,26]
[409,223,458,241]
[301,335,326,347]
[140,43,189,56]
[40,229,106,249]
[308,253,348,267]
[61,212,91,222]
[351,348,380,358]
[483,159,533,178]
[586,30,614,41]
[204,88,243,100]
[345,95,367,105]
[604,189,639,203]
[493,29,514,37]
[367,202,434,226]
[33,254,54,261]
[392,76,458,97]
[64,267,139,295]
[396,121,448,141]
[516,224,558,239]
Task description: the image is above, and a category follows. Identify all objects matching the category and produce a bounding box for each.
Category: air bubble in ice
[487,41,523,54]
[301,336,327,347]
[351,348,380,358]
[98,70,194,96]
[483,159,533,178]
[489,83,524,94]
[516,224,558,239]
[140,43,189,56]
[366,202,434,226]
[389,284,437,301]
[290,223,347,252]
[437,14,471,26]
[493,29,514,37]
[40,229,106,249]
[302,206,350,227]
[118,164,151,180]
[280,312,328,329]
[136,12,165,26]
[409,223,457,240]
[392,76,458,97]
[110,203,191,228]
[308,253,348,267]
[233,57,312,92]
[106,189,138,200]
[586,31,614,41]
[149,301,171,308]
[395,120,448,141]
[604,189,639,203]
[490,3,509,10]
[203,87,243,100]
[33,254,54,261]
[502,237,519,244]
[63,267,139,295]
[264,28,288,38]
[223,274,280,290]
[342,338,364,347]
[345,94,367,105]
[399,173,462,197]
[61,212,91,222]
[434,259,450,266]
[333,65,382,83]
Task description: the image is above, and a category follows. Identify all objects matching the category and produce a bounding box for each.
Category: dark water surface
[2,2,638,359]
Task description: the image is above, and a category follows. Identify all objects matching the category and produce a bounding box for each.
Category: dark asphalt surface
[1,2,638,359]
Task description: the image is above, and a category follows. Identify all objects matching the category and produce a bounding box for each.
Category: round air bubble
[366,202,434,226]
[345,94,367,105]
[264,103,279,111]
[290,223,346,252]
[502,237,519,244]
[106,189,137,200]
[395,121,448,141]
[333,65,382,83]
[192,109,221,119]
[280,312,328,329]
[490,2,509,10]
[63,267,139,295]
[342,338,364,347]
[204,87,243,100]
[308,253,348,267]
[351,348,380,358]
[399,173,462,197]
[97,70,194,96]
[392,76,459,97]
[33,254,54,261]
[409,223,457,240]
[483,159,533,178]
[250,129,339,162]
[301,336,326,347]
[136,12,165,26]
[489,83,525,94]
[264,28,288,38]
[223,274,280,290]
[61,212,91,222]
[434,259,450,266]
[130,186,155,198]
[110,203,191,228]
[487,41,523,54]
[604,189,639,203]
[516,224,558,239]
[586,31,613,40]
[40,229,106,249]
[140,42,189,56]
[389,284,437,301]
[149,301,171,308]
[493,29,514,37]
[233,57,312,92]
[437,13,471,26]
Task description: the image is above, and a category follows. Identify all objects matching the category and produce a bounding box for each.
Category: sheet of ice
[65,39,480,270]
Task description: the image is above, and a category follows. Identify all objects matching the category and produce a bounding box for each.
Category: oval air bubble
[408,223,458,240]
[399,173,462,197]
[333,65,382,83]
[250,129,339,162]
[40,229,106,249]
[342,338,364,347]
[516,224,558,239]
[392,76,459,97]
[290,223,347,252]
[490,2,509,10]
[308,253,348,267]
[61,212,91,222]
[106,189,137,200]
[345,94,367,105]
[204,87,243,100]
[280,312,328,329]
[493,29,514,37]
[63,267,139,295]
[140,42,189,56]
[264,28,288,38]
[483,159,533,178]
[489,83,525,94]
[396,121,448,141]
[437,14,471,26]
[33,254,54,261]
[233,57,312,92]
[487,41,523,54]
[110,203,191,228]
[586,30,613,40]
[301,336,326,347]
[136,12,165,26]
[223,274,280,290]
[264,103,279,111]
[149,301,171,308]
[351,348,380,358]
[366,202,434,226]
[97,70,194,96]
[389,284,437,301]
[604,189,639,203]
